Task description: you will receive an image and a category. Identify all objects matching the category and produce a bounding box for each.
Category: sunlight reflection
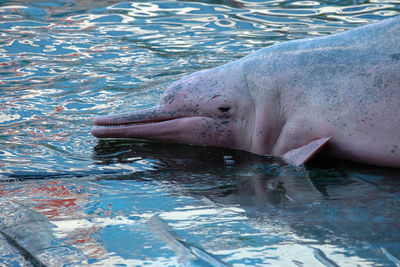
[1,0,399,265]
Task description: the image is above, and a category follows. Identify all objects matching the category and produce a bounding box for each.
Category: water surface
[1,0,400,266]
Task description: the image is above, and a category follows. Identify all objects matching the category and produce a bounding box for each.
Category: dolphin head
[91,66,256,152]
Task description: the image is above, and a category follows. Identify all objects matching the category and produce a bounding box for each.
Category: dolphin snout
[92,115,108,126]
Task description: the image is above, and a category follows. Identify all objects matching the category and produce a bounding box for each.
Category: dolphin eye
[218,107,230,113]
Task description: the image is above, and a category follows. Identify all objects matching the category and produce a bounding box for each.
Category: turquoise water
[1,0,400,265]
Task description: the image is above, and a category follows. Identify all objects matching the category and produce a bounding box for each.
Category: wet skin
[92,16,400,168]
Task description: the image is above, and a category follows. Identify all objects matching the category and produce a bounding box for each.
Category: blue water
[1,0,400,266]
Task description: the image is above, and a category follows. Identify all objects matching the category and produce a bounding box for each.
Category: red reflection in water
[0,181,110,259]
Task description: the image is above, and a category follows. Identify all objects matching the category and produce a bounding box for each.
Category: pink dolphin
[92,16,400,168]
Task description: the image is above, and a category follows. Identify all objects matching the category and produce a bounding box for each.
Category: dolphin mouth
[90,110,213,141]
[93,119,172,128]
[91,115,181,138]
[91,110,233,148]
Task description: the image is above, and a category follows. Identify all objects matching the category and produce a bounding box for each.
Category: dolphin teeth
[96,117,178,128]
[101,121,157,128]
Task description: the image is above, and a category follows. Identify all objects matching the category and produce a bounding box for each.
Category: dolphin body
[92,16,400,168]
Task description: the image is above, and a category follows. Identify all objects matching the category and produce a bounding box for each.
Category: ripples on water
[2,0,400,176]
[1,0,400,266]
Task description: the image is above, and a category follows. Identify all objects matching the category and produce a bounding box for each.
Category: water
[1,0,400,265]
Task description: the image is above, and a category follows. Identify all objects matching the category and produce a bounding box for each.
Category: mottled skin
[92,16,400,168]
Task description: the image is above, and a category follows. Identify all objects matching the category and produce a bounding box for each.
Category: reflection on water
[1,0,400,266]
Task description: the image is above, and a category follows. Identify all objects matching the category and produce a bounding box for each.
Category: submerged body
[92,16,400,168]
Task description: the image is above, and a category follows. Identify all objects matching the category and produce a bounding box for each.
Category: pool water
[1,0,400,266]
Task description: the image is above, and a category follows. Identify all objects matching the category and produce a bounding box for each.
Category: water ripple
[0,0,399,178]
[0,1,400,265]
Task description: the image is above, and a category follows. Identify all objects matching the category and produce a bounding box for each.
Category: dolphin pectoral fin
[282,137,331,166]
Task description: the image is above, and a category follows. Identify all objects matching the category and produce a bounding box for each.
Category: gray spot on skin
[391,53,400,61]
[391,145,398,154]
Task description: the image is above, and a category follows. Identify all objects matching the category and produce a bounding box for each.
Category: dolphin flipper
[282,137,331,166]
